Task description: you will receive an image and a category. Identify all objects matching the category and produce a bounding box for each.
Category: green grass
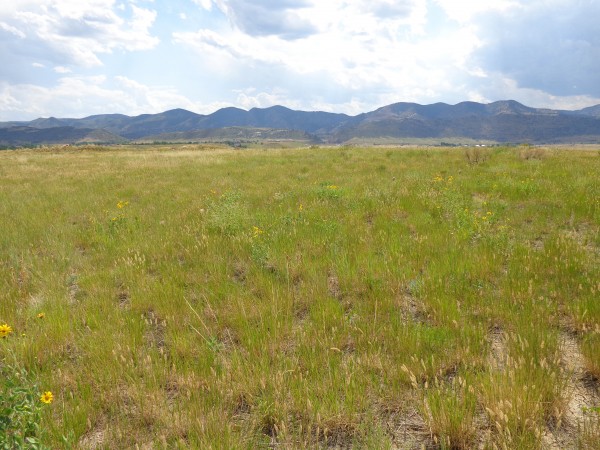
[1,144,599,448]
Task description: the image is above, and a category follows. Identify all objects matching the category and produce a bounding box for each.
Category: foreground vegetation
[1,144,599,449]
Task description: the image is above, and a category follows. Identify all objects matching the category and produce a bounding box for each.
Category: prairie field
[1,144,599,449]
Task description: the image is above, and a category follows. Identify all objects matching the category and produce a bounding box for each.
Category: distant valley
[1,100,599,146]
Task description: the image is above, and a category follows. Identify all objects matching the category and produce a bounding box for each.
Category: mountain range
[1,100,600,146]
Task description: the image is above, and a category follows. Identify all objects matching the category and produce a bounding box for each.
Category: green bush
[0,361,50,449]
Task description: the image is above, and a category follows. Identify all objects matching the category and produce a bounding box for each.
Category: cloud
[206,0,317,40]
[360,0,424,20]
[113,76,205,112]
[473,0,600,97]
[175,0,600,114]
[54,66,72,74]
[0,21,26,38]
[236,89,301,110]
[0,0,158,75]
[434,0,520,23]
[1,76,112,120]
[0,76,224,120]
[469,73,600,111]
[175,0,482,112]
[2,0,599,121]
[192,0,213,10]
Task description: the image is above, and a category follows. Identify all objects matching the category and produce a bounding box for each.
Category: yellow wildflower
[298,204,303,212]
[0,323,12,338]
[252,226,264,237]
[117,200,129,209]
[37,312,45,319]
[40,391,54,404]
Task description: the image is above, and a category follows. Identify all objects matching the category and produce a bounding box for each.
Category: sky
[1,0,599,120]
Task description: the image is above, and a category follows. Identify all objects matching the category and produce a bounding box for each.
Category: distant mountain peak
[164,108,200,115]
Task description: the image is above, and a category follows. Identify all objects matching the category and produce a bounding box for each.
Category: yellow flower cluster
[433,175,453,184]
[327,185,338,190]
[481,211,493,221]
[252,226,264,238]
[117,200,129,209]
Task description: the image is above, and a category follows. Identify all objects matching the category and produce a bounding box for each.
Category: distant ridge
[140,127,314,143]
[1,100,599,146]
[0,126,125,146]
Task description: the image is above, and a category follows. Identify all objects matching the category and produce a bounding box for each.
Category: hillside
[329,103,600,143]
[1,100,599,145]
[139,127,315,143]
[0,126,125,146]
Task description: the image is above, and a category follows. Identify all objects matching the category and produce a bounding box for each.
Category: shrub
[464,147,490,165]
[0,360,50,449]
[519,146,547,160]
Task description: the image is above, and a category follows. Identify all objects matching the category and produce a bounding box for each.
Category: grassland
[1,144,599,449]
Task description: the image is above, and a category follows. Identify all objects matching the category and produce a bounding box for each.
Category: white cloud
[192,0,213,11]
[113,76,204,112]
[475,75,600,111]
[434,0,521,23]
[208,0,317,40]
[236,89,302,110]
[0,0,159,70]
[0,76,227,120]
[474,0,600,98]
[175,0,483,112]
[174,0,600,113]
[54,66,71,73]
[1,0,599,120]
[0,21,26,38]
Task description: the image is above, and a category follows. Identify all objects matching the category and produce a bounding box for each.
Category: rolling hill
[139,127,315,143]
[1,100,599,146]
[0,126,125,146]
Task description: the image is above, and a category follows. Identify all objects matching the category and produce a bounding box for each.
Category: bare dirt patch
[328,270,342,300]
[67,270,87,305]
[386,407,436,450]
[543,332,600,449]
[143,309,167,352]
[398,290,430,325]
[562,224,600,260]
[487,324,507,371]
[78,427,107,450]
